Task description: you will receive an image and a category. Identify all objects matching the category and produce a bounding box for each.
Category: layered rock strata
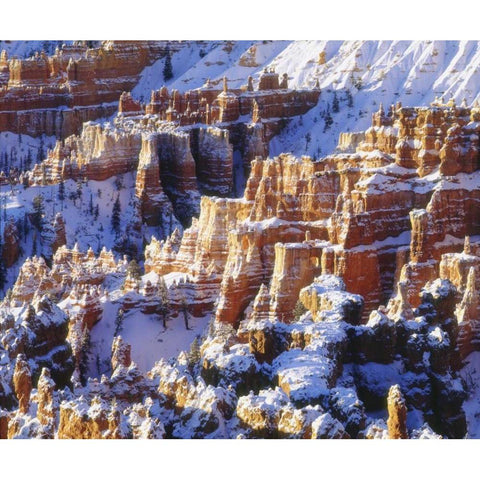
[0,41,178,137]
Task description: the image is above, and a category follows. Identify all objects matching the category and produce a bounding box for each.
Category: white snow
[461,352,480,438]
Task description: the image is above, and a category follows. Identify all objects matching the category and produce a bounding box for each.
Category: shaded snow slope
[131,40,480,156]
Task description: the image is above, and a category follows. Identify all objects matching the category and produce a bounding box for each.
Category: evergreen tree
[187,336,201,372]
[323,108,333,132]
[158,277,169,329]
[114,308,124,336]
[346,89,353,108]
[163,46,173,82]
[293,299,307,320]
[305,132,312,149]
[76,178,83,201]
[353,76,363,91]
[23,213,29,240]
[37,138,45,164]
[332,91,339,113]
[111,195,121,234]
[88,194,94,216]
[94,204,99,221]
[31,195,45,232]
[114,177,124,191]
[126,259,142,280]
[58,180,65,202]
[207,318,216,339]
[79,326,91,386]
[180,295,190,330]
[25,149,32,170]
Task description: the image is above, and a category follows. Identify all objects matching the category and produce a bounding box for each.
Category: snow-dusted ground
[68,283,211,376]
[461,352,480,438]
[1,173,139,251]
[132,40,480,157]
[0,172,155,297]
[6,40,480,161]
[4,41,480,419]
[0,132,55,173]
[0,40,67,58]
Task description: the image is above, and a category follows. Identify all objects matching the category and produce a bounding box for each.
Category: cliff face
[128,100,480,438]
[146,102,480,328]
[0,296,73,411]
[2,40,480,438]
[0,41,176,138]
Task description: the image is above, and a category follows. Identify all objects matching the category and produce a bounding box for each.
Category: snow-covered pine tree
[332,91,339,113]
[293,299,307,320]
[187,336,201,372]
[88,194,94,216]
[126,259,142,280]
[76,178,83,202]
[180,295,190,330]
[111,194,121,234]
[323,107,333,132]
[114,308,124,336]
[31,195,45,232]
[346,89,353,108]
[158,277,169,329]
[163,46,173,82]
[58,179,65,202]
[79,326,91,386]
[37,138,45,163]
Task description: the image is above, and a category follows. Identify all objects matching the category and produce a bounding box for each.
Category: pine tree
[25,149,32,170]
[126,259,142,280]
[158,277,169,329]
[88,194,94,216]
[332,91,339,113]
[346,89,353,108]
[94,204,99,221]
[163,46,173,82]
[323,108,333,132]
[180,295,190,330]
[111,195,121,234]
[114,308,124,336]
[79,326,91,386]
[305,132,312,149]
[37,138,45,164]
[293,299,307,320]
[187,336,201,372]
[354,76,363,91]
[76,178,83,201]
[31,195,45,232]
[58,179,65,205]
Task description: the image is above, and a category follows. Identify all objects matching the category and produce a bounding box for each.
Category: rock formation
[387,385,408,439]
[13,354,32,414]
[0,41,178,138]
[2,219,20,267]
[1,40,480,439]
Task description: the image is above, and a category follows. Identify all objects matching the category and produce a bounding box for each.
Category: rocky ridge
[2,98,480,438]
[1,41,480,439]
